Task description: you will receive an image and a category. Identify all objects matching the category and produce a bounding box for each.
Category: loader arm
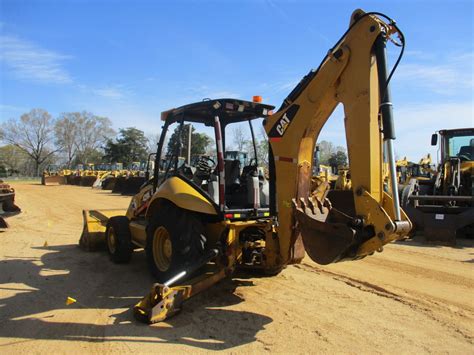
[264,10,411,266]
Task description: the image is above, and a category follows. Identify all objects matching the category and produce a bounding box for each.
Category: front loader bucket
[102,177,116,190]
[42,175,67,185]
[112,177,125,193]
[79,209,126,251]
[121,176,146,195]
[80,176,97,187]
[1,193,21,213]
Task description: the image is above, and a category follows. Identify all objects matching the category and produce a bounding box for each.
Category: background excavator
[400,128,474,244]
[81,9,411,323]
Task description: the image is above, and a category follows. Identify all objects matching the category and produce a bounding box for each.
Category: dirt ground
[1,182,473,353]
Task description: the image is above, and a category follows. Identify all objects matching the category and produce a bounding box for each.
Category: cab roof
[439,128,474,136]
[161,98,275,126]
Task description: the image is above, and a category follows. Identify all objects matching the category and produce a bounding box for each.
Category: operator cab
[154,98,275,219]
[433,128,474,163]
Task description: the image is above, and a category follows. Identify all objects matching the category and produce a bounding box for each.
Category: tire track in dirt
[294,262,474,343]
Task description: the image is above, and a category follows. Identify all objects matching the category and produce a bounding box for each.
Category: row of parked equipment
[42,161,154,195]
[322,128,473,245]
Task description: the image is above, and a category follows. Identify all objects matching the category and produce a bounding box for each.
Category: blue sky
[0,0,473,162]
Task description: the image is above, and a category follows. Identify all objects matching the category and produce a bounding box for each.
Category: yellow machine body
[81,9,413,324]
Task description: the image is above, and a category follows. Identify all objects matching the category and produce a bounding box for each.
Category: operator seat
[224,159,241,191]
[458,145,474,160]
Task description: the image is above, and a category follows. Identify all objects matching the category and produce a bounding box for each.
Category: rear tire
[146,202,205,283]
[106,216,133,263]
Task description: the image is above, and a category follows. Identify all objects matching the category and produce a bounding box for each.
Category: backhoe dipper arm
[264,10,411,266]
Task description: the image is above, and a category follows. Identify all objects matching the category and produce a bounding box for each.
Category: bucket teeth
[292,196,356,265]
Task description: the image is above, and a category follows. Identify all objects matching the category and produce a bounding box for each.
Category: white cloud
[0,35,72,84]
[92,86,126,99]
[396,52,473,95]
[318,102,473,163]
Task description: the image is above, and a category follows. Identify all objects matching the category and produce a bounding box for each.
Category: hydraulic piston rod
[374,33,402,221]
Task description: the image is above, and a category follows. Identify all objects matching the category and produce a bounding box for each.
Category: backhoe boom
[264,9,411,266]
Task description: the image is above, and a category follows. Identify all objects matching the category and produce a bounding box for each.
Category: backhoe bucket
[79,209,126,251]
[293,197,357,265]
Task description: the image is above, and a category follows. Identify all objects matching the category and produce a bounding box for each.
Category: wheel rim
[108,226,117,253]
[153,226,172,272]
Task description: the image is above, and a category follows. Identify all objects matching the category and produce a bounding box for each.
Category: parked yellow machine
[0,179,21,228]
[400,128,474,243]
[81,9,411,323]
[42,165,67,185]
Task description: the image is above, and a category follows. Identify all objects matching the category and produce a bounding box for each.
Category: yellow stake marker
[66,297,77,306]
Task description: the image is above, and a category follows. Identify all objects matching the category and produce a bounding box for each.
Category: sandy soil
[0,182,473,353]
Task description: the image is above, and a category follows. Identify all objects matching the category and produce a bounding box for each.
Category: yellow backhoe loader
[81,9,411,323]
[400,128,474,244]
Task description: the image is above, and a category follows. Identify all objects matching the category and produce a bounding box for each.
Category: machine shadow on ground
[0,244,272,350]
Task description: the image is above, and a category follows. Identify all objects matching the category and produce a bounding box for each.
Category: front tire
[146,203,205,283]
[106,216,133,263]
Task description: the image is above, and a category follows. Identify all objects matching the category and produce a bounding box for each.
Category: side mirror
[431,133,438,146]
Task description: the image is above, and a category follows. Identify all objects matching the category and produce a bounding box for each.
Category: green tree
[73,148,104,167]
[0,145,30,175]
[104,127,149,166]
[328,150,348,169]
[166,125,211,157]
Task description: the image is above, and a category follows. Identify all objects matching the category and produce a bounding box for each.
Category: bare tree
[232,124,248,151]
[74,112,115,164]
[0,109,58,176]
[147,132,161,154]
[318,140,336,164]
[55,113,79,168]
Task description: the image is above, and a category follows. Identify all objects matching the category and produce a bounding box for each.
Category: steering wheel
[196,156,216,175]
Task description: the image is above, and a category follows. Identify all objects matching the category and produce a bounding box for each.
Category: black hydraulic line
[279,11,405,112]
[374,34,395,140]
